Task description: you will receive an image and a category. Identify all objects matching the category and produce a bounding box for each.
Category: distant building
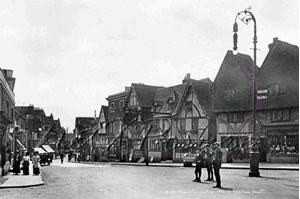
[0,69,16,176]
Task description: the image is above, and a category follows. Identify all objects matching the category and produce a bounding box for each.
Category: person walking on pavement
[204,144,214,181]
[212,142,223,188]
[193,147,206,182]
[13,152,21,175]
[60,151,64,164]
[32,152,41,175]
[22,152,30,175]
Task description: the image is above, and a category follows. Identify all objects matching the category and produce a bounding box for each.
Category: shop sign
[257,96,267,100]
[257,89,268,94]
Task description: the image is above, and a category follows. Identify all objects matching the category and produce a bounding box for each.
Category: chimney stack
[268,37,279,50]
[182,73,191,83]
[125,86,130,91]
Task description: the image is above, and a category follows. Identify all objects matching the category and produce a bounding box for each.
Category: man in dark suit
[193,148,206,182]
[212,142,223,188]
[204,144,214,181]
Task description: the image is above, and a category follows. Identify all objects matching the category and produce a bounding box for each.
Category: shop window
[227,112,244,123]
[268,131,299,154]
[149,140,160,151]
[271,109,290,122]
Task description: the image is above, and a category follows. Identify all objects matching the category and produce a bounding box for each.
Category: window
[119,100,124,110]
[11,107,14,120]
[6,100,9,115]
[268,131,298,154]
[227,112,244,123]
[110,102,115,113]
[192,118,198,130]
[180,119,186,130]
[269,84,287,96]
[149,140,161,151]
[271,109,290,122]
[163,119,170,131]
[185,101,192,111]
[26,115,33,120]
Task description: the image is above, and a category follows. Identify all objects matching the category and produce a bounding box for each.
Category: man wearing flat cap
[212,142,222,188]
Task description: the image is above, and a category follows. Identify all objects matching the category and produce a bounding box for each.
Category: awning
[34,147,47,154]
[42,145,55,153]
[17,139,27,150]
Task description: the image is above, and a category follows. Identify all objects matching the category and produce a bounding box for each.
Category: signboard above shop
[257,89,268,100]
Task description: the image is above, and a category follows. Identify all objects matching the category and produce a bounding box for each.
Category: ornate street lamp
[233,7,260,177]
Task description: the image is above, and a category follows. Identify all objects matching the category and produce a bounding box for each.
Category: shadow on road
[219,187,233,191]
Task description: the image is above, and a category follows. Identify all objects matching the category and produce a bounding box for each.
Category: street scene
[0,0,299,199]
[0,159,299,199]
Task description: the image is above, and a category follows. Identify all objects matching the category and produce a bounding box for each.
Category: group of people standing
[194,142,223,188]
[12,151,41,176]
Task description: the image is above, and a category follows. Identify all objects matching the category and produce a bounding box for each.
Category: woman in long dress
[32,152,41,175]
[22,152,30,175]
[13,153,21,175]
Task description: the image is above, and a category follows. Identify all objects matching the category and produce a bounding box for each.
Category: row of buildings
[0,69,68,176]
[72,38,298,164]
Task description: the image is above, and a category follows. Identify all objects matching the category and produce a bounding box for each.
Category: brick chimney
[182,73,191,83]
[268,37,279,50]
[125,86,130,92]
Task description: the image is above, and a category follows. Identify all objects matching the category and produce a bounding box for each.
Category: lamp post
[233,7,260,177]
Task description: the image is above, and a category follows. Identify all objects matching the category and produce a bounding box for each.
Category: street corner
[0,173,44,189]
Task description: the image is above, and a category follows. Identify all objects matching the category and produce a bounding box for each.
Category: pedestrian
[49,153,53,163]
[32,152,41,175]
[22,152,30,175]
[204,144,214,181]
[74,153,77,162]
[212,142,223,188]
[193,147,206,182]
[13,152,21,175]
[60,151,64,164]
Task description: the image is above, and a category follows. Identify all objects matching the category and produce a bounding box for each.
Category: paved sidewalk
[0,165,44,188]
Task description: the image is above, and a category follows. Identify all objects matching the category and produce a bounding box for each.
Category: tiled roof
[212,50,259,112]
[190,79,212,115]
[154,83,188,114]
[132,83,163,108]
[256,39,299,109]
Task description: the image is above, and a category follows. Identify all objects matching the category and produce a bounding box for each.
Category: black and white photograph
[0,0,298,198]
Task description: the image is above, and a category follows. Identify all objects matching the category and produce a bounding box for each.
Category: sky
[0,0,298,132]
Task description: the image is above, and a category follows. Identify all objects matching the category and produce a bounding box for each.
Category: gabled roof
[190,79,212,115]
[153,83,188,114]
[256,38,299,109]
[153,78,213,116]
[212,50,259,112]
[98,105,108,123]
[131,83,163,108]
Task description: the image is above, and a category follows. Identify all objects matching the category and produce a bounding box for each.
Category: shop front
[265,124,299,163]
[0,113,13,176]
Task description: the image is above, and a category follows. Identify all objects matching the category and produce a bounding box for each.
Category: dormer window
[168,94,175,103]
